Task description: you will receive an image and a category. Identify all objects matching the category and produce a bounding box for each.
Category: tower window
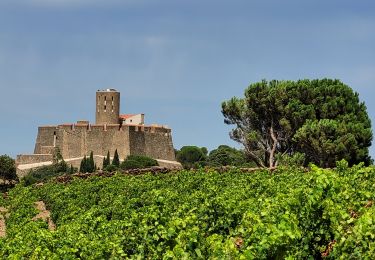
[105,96,107,101]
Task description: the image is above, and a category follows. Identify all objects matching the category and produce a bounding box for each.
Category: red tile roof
[119,114,136,120]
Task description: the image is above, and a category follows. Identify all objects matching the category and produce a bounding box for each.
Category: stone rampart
[40,146,55,155]
[19,122,177,177]
[16,154,53,165]
[34,126,58,154]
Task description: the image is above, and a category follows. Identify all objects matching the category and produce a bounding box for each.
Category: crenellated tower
[95,89,120,125]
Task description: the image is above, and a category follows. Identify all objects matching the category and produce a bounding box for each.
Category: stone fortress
[16,89,181,177]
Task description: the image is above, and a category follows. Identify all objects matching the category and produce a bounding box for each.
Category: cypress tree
[103,151,110,169]
[102,157,106,170]
[87,151,95,173]
[112,149,120,167]
[79,156,87,173]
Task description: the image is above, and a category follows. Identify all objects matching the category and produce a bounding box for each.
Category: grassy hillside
[1,164,375,259]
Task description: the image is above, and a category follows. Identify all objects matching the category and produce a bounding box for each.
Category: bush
[120,155,158,170]
[22,160,71,186]
[0,154,17,180]
[120,159,143,170]
[104,164,118,172]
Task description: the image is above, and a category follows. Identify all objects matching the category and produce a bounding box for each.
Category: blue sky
[1,0,375,158]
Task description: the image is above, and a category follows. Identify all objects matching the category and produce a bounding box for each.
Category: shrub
[0,154,17,180]
[120,155,158,170]
[104,164,118,172]
[22,158,71,186]
[120,159,143,170]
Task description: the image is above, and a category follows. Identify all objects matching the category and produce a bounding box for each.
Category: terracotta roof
[119,114,136,120]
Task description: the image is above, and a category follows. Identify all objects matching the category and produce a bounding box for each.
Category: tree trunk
[269,126,278,168]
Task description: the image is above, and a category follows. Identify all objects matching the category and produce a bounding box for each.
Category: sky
[0,0,375,158]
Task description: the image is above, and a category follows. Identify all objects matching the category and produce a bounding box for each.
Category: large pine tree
[222,79,372,168]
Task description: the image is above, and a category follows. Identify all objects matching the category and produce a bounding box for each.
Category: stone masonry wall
[128,125,176,161]
[56,124,130,160]
[128,125,146,156]
[20,123,176,176]
[16,154,53,165]
[34,126,58,154]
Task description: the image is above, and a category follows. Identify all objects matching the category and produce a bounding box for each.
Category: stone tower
[95,89,120,124]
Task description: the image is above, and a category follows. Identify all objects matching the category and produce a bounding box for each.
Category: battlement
[38,123,172,133]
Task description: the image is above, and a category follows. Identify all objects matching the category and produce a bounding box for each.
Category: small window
[112,96,114,101]
[130,119,132,122]
[105,96,107,101]
[104,105,106,110]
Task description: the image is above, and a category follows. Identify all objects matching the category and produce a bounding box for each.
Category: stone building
[16,89,181,177]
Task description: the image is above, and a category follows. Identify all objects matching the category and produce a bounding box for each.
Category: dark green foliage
[79,153,95,173]
[176,146,207,169]
[3,165,375,258]
[69,165,76,174]
[0,154,17,180]
[112,149,120,167]
[103,151,110,169]
[23,165,61,186]
[104,164,118,172]
[120,159,143,170]
[120,155,158,170]
[79,156,87,173]
[207,145,251,167]
[22,150,70,186]
[87,152,95,173]
[222,79,372,168]
[201,147,208,156]
[22,161,69,186]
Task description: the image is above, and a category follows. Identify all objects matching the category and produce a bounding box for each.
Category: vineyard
[1,163,375,259]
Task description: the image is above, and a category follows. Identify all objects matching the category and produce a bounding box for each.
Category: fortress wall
[100,124,130,160]
[40,146,55,154]
[34,126,58,154]
[56,124,130,160]
[128,126,146,157]
[128,126,176,161]
[16,154,53,165]
[86,125,105,156]
[144,129,176,161]
[30,123,175,166]
[58,124,87,159]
